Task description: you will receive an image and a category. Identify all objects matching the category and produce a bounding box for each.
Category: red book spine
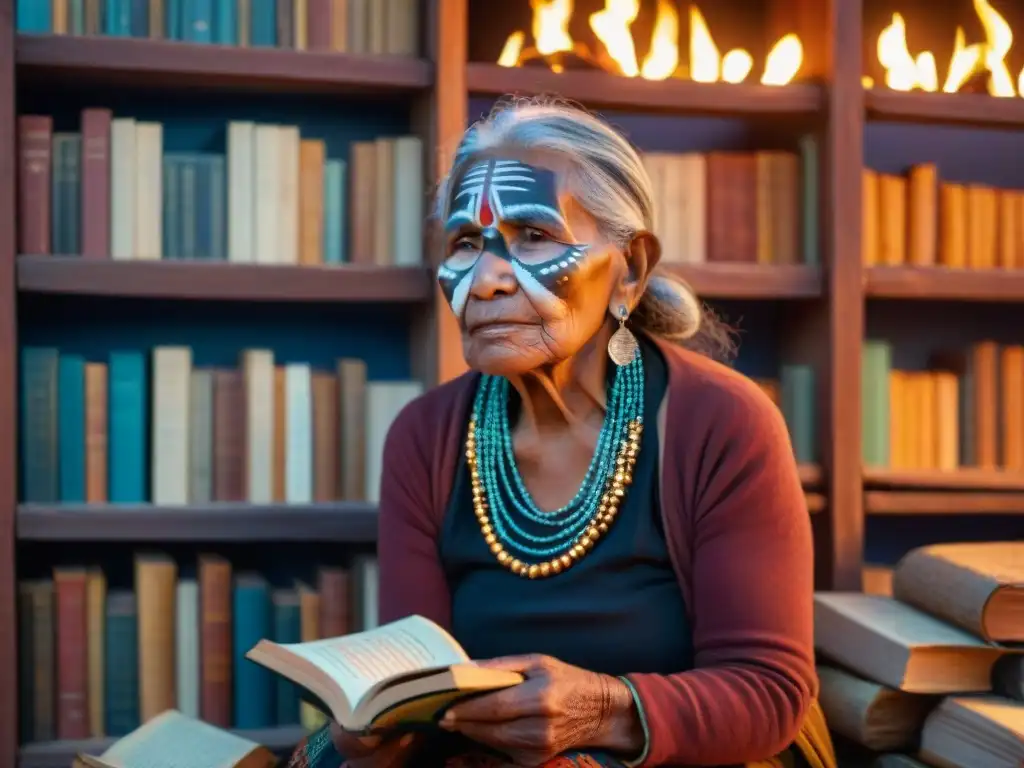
[318,567,351,638]
[307,0,333,51]
[17,115,53,255]
[200,557,233,726]
[81,108,112,259]
[55,571,89,739]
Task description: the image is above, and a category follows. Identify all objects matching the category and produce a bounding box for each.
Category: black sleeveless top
[440,338,693,677]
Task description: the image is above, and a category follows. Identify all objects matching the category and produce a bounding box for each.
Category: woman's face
[438,150,623,376]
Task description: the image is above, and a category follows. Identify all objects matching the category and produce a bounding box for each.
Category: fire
[875,0,1024,97]
[497,1,804,87]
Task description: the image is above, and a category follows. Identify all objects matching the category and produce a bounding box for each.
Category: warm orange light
[875,0,1019,96]
[497,1,803,86]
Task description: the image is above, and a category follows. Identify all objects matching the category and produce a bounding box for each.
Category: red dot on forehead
[479,196,494,227]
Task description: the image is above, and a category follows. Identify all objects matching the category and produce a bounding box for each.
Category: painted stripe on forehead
[446,158,563,229]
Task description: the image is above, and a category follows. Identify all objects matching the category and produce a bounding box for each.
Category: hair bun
[632,272,701,341]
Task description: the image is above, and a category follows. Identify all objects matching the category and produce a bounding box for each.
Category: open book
[73,710,277,768]
[919,696,1023,768]
[246,614,524,733]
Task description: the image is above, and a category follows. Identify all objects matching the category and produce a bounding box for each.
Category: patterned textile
[441,752,625,768]
[286,725,342,768]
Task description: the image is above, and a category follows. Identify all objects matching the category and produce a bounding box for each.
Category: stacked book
[752,365,816,465]
[862,340,1024,471]
[640,139,820,267]
[20,345,424,505]
[18,110,424,266]
[18,554,378,743]
[815,542,1023,767]
[863,164,1024,269]
[16,0,420,57]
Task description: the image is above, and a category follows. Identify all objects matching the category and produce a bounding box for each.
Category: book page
[280,615,468,708]
[92,710,261,768]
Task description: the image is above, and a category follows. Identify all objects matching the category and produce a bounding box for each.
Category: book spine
[780,364,816,464]
[81,109,112,259]
[272,593,302,725]
[250,0,276,45]
[323,159,346,263]
[109,351,147,503]
[318,566,351,637]
[307,0,332,50]
[18,116,53,255]
[232,578,273,728]
[20,347,60,503]
[104,591,140,735]
[85,362,109,503]
[199,556,232,726]
[55,569,89,739]
[214,0,236,43]
[58,355,87,503]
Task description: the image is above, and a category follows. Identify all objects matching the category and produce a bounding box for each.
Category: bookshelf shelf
[865,88,1024,129]
[865,491,1024,515]
[667,263,823,299]
[863,266,1024,302]
[863,468,1024,492]
[16,503,378,543]
[466,63,825,117]
[799,463,823,487]
[15,35,433,95]
[17,256,435,303]
[19,725,306,768]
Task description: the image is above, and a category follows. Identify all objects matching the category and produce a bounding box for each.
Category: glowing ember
[497,1,804,87]
[875,0,1024,96]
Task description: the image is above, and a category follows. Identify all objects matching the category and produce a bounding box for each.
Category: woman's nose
[469,250,518,299]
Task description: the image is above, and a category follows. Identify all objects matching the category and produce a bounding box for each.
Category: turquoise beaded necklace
[465,350,645,578]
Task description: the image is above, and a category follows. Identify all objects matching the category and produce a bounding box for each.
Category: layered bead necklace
[465,351,644,579]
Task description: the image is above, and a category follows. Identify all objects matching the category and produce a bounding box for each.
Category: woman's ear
[608,231,661,315]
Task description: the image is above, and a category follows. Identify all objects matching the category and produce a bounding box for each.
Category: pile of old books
[815,541,1023,767]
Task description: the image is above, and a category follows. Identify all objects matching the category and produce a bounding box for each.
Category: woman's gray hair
[435,95,735,361]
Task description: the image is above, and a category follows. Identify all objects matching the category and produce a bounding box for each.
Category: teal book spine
[166,0,182,39]
[323,159,346,264]
[799,134,820,266]
[108,351,147,503]
[104,591,139,735]
[233,576,273,728]
[780,364,816,464]
[20,347,59,503]
[57,355,87,503]
[69,0,86,33]
[272,594,301,725]
[184,0,213,43]
[17,0,52,32]
[207,154,227,260]
[193,155,212,260]
[64,134,82,255]
[214,0,237,44]
[861,341,892,467]
[180,156,198,260]
[250,0,276,46]
[162,156,182,259]
[129,0,148,36]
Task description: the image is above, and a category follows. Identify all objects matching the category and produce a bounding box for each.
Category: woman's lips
[467,321,535,336]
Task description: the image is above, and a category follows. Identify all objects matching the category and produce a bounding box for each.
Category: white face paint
[438,158,592,320]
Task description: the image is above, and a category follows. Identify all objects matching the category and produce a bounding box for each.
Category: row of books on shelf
[640,140,819,267]
[813,541,1022,767]
[20,346,424,505]
[16,0,419,57]
[863,340,1024,471]
[18,553,379,743]
[863,164,1024,269]
[19,111,424,266]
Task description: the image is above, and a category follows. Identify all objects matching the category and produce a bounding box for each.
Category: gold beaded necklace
[465,416,642,579]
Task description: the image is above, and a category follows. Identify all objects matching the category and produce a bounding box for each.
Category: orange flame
[497,1,803,86]
[875,0,1021,96]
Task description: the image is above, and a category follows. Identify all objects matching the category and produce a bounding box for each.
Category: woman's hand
[329,722,421,768]
[439,654,644,766]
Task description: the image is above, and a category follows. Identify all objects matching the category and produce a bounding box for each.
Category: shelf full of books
[17,553,378,764]
[19,346,423,527]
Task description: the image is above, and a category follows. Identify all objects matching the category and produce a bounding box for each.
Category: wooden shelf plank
[466,63,824,116]
[864,266,1024,302]
[865,88,1024,128]
[17,503,378,542]
[15,34,432,94]
[805,493,827,514]
[799,464,823,487]
[864,467,1024,491]
[19,726,305,768]
[667,263,823,299]
[17,256,434,303]
[865,491,1024,515]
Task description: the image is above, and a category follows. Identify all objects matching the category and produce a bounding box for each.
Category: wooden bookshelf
[16,34,433,94]
[17,256,435,303]
[669,263,822,299]
[864,266,1024,302]
[2,0,1020,763]
[19,725,306,768]
[16,503,378,542]
[864,88,1024,129]
[466,62,825,116]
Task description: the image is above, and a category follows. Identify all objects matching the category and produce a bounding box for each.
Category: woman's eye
[454,237,478,251]
[522,227,548,244]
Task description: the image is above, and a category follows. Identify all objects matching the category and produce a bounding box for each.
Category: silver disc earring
[607,305,639,366]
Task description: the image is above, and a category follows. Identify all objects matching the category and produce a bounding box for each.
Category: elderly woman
[288,98,833,768]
